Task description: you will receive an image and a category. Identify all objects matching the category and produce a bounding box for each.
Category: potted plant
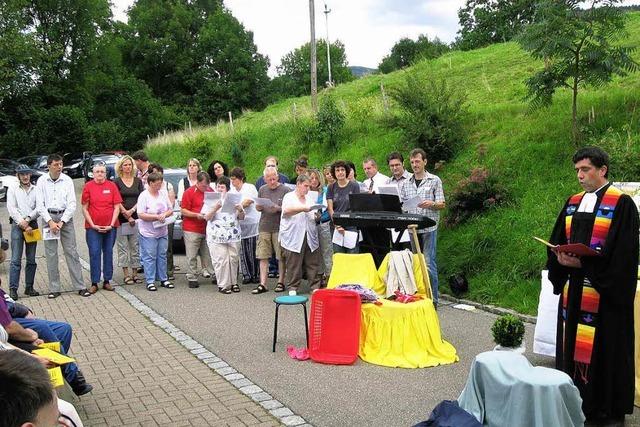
[491,314,526,353]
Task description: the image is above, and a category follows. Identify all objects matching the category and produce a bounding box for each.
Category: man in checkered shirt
[400,148,445,307]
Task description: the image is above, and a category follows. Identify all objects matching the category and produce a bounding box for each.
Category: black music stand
[349,194,400,267]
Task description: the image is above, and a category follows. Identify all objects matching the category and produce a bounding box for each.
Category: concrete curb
[440,294,537,324]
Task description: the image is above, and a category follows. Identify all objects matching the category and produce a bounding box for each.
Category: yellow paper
[48,367,65,388]
[23,228,42,243]
[38,341,61,352]
[33,348,75,365]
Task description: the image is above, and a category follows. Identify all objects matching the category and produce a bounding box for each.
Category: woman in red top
[81,163,123,293]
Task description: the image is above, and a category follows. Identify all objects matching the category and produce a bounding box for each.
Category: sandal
[252,284,268,294]
[133,276,143,284]
[123,276,135,285]
[78,289,91,297]
[232,284,240,293]
[218,288,232,294]
[48,292,61,299]
[161,281,174,289]
[146,283,157,291]
[274,283,285,293]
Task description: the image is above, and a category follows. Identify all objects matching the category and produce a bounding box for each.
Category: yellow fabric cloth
[328,252,458,368]
[360,299,459,368]
[327,253,382,290]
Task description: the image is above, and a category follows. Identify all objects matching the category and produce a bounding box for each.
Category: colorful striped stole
[562,185,623,382]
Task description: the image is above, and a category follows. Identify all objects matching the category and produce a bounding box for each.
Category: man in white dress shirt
[35,154,90,299]
[362,158,389,193]
[6,165,40,300]
[279,175,322,292]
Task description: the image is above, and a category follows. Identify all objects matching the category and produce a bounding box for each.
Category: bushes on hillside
[390,72,468,163]
[446,167,507,226]
[316,94,345,150]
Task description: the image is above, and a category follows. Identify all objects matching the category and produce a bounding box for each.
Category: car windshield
[92,155,120,165]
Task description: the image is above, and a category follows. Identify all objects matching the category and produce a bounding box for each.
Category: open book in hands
[533,236,601,257]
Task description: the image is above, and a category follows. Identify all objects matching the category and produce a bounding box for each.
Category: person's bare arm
[5,321,38,342]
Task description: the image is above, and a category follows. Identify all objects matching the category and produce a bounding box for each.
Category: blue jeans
[10,224,37,290]
[139,234,168,284]
[86,228,117,284]
[420,230,439,304]
[14,317,78,382]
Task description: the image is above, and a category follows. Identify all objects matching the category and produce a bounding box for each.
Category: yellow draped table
[329,252,459,369]
[359,299,459,368]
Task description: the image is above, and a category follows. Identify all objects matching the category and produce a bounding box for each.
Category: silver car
[161,168,187,251]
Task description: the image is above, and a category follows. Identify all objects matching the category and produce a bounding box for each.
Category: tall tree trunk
[572,77,579,144]
[309,0,317,112]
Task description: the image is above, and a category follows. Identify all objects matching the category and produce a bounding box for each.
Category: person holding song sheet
[205,176,245,294]
[180,171,214,288]
[546,146,638,425]
[6,164,39,300]
[137,172,175,291]
[279,175,322,293]
[114,155,145,286]
[327,160,361,254]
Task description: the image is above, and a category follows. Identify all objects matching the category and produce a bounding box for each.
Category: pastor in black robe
[547,183,638,418]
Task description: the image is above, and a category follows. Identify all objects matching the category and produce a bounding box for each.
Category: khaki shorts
[256,232,281,260]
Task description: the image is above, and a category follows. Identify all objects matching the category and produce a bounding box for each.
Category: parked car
[162,168,187,252]
[0,172,19,202]
[63,152,89,178]
[0,159,42,185]
[17,155,49,173]
[83,153,123,182]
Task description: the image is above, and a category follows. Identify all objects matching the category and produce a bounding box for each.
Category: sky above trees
[112,0,640,73]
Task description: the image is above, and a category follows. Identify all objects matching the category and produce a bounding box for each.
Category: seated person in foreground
[0,278,93,395]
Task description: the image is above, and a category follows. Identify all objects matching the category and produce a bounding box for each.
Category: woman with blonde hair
[177,158,201,204]
[114,155,145,284]
[309,168,332,284]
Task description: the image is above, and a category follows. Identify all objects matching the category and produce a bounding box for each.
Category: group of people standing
[6,148,446,303]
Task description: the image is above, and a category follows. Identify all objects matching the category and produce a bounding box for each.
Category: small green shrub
[390,71,467,162]
[294,115,319,151]
[230,142,243,166]
[446,167,507,226]
[316,94,345,150]
[596,125,640,181]
[187,134,214,161]
[491,314,525,348]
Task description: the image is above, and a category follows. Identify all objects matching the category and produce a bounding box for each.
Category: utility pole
[309,0,318,112]
[324,3,332,87]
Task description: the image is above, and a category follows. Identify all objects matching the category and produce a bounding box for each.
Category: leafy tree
[123,0,268,123]
[274,40,354,99]
[455,0,536,51]
[390,72,468,163]
[0,0,177,157]
[378,35,449,74]
[518,0,639,142]
[316,93,345,150]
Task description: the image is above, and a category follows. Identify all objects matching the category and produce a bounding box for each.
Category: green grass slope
[147,12,640,315]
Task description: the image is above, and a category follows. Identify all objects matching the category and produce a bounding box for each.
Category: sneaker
[69,370,93,396]
[9,289,18,300]
[202,271,211,279]
[188,280,200,289]
[24,288,40,297]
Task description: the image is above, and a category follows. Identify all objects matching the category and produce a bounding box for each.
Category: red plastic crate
[309,289,362,365]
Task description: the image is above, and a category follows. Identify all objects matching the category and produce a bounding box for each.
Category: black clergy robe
[547,183,639,418]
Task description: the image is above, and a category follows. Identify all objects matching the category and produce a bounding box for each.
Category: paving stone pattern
[0,258,284,426]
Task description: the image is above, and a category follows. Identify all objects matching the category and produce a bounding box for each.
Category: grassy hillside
[147,13,640,315]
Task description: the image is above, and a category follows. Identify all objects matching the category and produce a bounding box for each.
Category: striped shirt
[400,172,445,233]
